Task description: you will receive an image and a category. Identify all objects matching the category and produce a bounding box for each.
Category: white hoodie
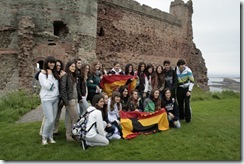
[39,72,59,100]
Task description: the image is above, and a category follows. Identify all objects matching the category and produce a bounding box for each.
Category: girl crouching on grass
[162,88,181,128]
[82,94,109,150]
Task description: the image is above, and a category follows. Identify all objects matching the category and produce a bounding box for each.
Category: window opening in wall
[53,21,69,38]
[37,60,44,70]
[98,26,105,36]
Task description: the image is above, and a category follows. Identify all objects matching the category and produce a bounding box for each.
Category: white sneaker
[112,134,121,140]
[42,137,48,145]
[49,137,56,144]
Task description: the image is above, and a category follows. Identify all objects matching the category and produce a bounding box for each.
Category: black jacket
[60,74,78,106]
[162,98,179,121]
[164,67,177,90]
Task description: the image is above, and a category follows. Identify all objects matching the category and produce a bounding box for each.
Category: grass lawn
[0,97,240,161]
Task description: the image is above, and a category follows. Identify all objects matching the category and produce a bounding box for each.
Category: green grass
[0,89,241,160]
[0,90,40,123]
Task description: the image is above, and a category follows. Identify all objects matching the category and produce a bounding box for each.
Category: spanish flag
[100,75,137,97]
[120,109,169,140]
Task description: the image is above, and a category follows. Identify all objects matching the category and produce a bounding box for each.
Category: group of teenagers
[37,55,194,150]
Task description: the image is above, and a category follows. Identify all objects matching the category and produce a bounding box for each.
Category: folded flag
[119,109,169,140]
[100,74,137,97]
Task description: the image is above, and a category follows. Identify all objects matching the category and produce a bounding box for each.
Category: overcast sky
[135,0,240,76]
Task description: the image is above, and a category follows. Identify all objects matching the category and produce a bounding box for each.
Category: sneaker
[113,134,121,140]
[42,137,48,145]
[49,137,56,144]
[81,140,90,150]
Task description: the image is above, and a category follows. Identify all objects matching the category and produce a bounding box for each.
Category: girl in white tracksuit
[84,94,109,148]
[39,56,59,145]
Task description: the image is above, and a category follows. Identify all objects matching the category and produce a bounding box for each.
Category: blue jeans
[78,96,90,116]
[41,98,59,138]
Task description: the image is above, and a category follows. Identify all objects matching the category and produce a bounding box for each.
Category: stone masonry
[0,0,209,93]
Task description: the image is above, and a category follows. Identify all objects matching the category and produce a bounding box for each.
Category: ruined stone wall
[0,0,208,92]
[0,0,98,91]
[96,0,208,90]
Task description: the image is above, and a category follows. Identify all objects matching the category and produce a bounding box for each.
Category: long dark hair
[92,94,104,110]
[74,58,82,75]
[110,91,121,111]
[124,63,134,76]
[65,60,77,82]
[137,62,146,76]
[80,63,90,81]
[145,63,154,79]
[149,88,161,111]
[56,59,64,75]
[43,56,59,79]
[118,85,129,102]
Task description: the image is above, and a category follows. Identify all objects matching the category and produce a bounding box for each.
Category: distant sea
[208,74,240,92]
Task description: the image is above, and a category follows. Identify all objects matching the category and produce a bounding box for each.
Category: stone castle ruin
[0,0,208,93]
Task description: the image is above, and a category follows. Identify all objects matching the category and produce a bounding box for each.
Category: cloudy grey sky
[135,0,240,76]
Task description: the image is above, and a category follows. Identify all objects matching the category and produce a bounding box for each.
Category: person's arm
[38,71,54,90]
[86,75,97,89]
[77,77,82,101]
[172,69,178,89]
[96,110,106,137]
[144,75,149,93]
[188,68,195,92]
[60,74,69,106]
[143,99,155,113]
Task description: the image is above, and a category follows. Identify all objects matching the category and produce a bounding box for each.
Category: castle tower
[170,0,193,42]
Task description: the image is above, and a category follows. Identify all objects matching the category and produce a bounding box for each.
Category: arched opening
[37,60,44,70]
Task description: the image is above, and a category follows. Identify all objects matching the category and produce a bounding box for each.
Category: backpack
[34,70,41,81]
[71,110,96,141]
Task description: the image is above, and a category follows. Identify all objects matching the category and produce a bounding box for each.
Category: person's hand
[143,92,147,98]
[186,91,191,96]
[135,109,139,112]
[168,112,174,119]
[47,69,52,74]
[89,80,93,83]
[60,70,66,77]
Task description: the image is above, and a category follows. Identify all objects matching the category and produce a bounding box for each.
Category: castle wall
[0,0,208,92]
[96,0,208,90]
[0,0,98,91]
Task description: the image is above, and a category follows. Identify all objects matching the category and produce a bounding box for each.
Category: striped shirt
[176,66,194,91]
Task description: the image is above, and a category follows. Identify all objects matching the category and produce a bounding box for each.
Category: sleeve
[96,110,106,137]
[86,75,97,89]
[172,69,178,89]
[188,69,195,91]
[38,73,54,91]
[173,100,179,121]
[144,76,149,93]
[60,75,69,106]
[143,99,155,113]
[138,99,144,111]
[77,76,82,101]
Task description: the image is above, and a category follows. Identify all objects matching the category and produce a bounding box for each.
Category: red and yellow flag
[100,75,137,97]
[119,109,169,140]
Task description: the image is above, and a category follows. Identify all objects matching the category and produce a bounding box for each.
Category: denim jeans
[78,96,90,116]
[41,98,59,138]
